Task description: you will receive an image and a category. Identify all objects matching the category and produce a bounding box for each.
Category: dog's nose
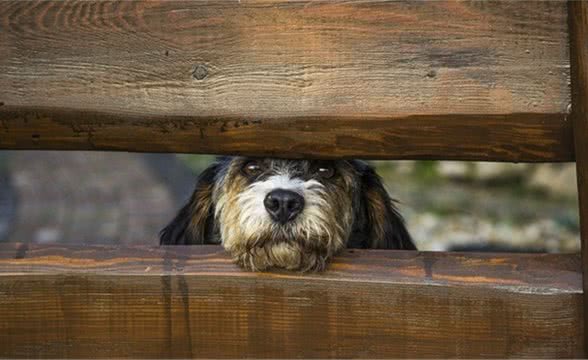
[264,189,305,224]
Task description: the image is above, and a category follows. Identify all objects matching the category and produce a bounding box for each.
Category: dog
[160,157,416,272]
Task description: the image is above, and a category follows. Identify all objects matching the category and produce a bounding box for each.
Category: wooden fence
[0,1,587,358]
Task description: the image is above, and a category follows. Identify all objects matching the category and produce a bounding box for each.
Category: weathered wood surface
[0,1,573,161]
[0,244,582,358]
[570,0,588,352]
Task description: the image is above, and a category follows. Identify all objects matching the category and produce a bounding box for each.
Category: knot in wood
[192,65,208,80]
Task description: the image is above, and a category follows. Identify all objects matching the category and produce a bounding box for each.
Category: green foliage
[176,154,216,174]
[412,160,439,183]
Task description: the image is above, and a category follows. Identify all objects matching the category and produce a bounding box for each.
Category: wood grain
[0,108,574,161]
[569,0,588,352]
[0,244,582,358]
[0,1,573,161]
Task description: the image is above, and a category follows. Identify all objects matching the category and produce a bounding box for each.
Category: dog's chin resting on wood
[160,157,416,272]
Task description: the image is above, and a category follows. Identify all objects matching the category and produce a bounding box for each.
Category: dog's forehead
[267,159,311,173]
[230,157,320,174]
[223,156,361,182]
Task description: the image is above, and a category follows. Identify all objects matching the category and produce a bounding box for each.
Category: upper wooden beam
[0,1,573,161]
[0,244,582,358]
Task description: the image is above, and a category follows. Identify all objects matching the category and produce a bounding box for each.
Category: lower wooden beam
[0,244,582,358]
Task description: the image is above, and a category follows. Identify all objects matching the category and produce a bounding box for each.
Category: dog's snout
[264,189,304,224]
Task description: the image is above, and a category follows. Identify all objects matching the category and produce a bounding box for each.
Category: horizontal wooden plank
[0,244,582,358]
[0,108,574,161]
[0,1,573,161]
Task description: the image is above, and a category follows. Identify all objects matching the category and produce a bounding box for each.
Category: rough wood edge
[0,106,574,161]
[0,244,581,295]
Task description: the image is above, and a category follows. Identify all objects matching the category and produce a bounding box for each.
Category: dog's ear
[159,161,221,245]
[351,162,416,250]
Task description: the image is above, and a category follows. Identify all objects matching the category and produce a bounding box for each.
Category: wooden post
[570,1,588,354]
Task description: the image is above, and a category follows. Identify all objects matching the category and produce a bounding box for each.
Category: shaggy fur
[160,157,416,271]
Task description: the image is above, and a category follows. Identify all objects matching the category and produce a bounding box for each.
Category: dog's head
[160,157,415,271]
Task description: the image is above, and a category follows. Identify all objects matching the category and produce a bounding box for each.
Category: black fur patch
[348,160,416,250]
[159,161,222,245]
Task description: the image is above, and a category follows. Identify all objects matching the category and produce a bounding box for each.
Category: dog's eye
[243,161,263,177]
[316,166,335,179]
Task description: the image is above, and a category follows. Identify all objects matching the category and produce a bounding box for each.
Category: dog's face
[215,158,358,272]
[160,157,415,272]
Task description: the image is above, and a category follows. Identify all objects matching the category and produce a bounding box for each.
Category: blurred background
[0,151,580,252]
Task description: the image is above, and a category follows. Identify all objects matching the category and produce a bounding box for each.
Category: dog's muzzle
[263,189,305,224]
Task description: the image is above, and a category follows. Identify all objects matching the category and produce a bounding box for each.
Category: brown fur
[160,157,416,272]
